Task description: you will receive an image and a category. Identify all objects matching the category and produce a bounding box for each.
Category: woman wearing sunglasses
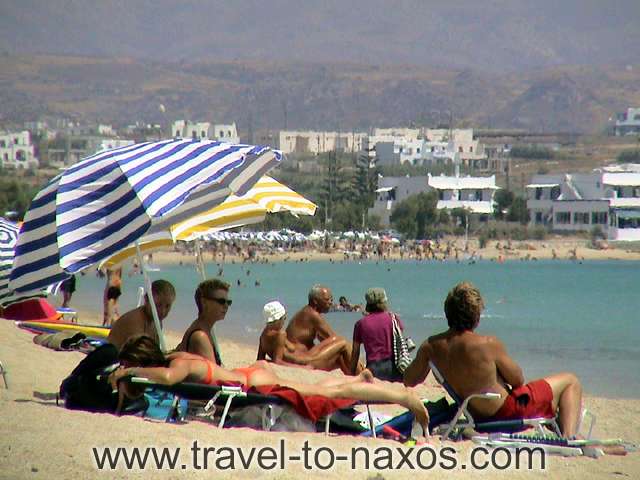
[176,279,233,365]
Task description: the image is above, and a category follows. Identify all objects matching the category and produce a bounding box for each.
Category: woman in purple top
[349,287,404,382]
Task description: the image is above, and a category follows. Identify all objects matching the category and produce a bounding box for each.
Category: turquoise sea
[69,259,640,398]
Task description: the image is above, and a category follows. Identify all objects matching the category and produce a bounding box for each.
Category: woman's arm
[109,359,192,389]
[349,340,362,376]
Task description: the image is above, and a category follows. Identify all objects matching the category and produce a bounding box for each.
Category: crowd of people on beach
[98,275,584,438]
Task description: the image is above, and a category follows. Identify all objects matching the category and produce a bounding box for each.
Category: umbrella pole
[194,238,223,366]
[135,241,167,352]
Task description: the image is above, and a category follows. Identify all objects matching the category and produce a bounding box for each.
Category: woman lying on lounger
[109,335,429,431]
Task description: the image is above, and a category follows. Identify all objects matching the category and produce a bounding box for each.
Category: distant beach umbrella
[9,139,282,348]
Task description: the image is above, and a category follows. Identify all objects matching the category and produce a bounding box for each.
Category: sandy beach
[1,311,639,479]
[145,236,640,267]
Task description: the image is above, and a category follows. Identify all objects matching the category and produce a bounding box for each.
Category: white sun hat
[263,301,286,324]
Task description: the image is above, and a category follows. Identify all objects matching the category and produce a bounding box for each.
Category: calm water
[69,259,640,398]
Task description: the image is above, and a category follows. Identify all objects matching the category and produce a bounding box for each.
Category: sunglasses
[206,297,233,306]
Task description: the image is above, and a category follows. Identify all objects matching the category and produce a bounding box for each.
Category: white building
[0,131,38,169]
[421,129,488,170]
[366,128,421,165]
[369,173,498,227]
[427,173,498,214]
[615,107,640,136]
[278,130,367,155]
[172,120,240,143]
[96,139,135,153]
[527,168,640,241]
[370,176,430,226]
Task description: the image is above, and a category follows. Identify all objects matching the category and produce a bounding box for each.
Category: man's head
[195,278,232,319]
[145,279,176,321]
[308,284,333,313]
[263,301,286,329]
[444,282,484,332]
[365,287,388,313]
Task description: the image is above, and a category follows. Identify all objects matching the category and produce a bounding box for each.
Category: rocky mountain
[1,55,639,133]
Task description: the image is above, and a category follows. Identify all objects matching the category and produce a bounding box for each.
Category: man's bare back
[107,306,158,351]
[407,329,523,418]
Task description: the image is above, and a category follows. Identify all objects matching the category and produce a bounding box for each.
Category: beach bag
[143,388,187,423]
[225,404,315,432]
[391,313,412,373]
[59,343,120,412]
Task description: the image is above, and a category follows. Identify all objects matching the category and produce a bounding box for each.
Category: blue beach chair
[428,361,562,440]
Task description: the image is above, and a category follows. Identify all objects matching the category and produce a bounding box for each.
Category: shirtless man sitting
[107,279,176,351]
[404,282,583,437]
[286,285,354,373]
[257,301,354,374]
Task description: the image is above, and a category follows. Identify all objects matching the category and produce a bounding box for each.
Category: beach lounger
[428,361,562,440]
[129,378,314,429]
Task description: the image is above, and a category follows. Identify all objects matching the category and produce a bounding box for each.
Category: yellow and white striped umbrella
[99,176,316,268]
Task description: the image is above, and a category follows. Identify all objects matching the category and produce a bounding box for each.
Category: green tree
[354,153,379,230]
[390,191,439,239]
[318,151,353,229]
[493,189,515,220]
[506,196,529,224]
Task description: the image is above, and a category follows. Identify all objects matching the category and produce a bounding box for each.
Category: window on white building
[591,212,608,224]
[535,212,543,224]
[556,212,571,224]
[14,138,19,145]
[535,188,543,200]
[191,130,197,139]
[573,212,589,225]
[201,131,206,138]
[220,130,224,137]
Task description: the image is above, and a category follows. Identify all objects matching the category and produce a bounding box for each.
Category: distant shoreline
[143,237,640,267]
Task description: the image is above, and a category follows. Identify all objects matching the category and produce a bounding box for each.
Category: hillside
[1,55,639,133]
[1,1,639,72]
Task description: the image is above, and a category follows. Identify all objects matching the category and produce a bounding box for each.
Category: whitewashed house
[370,176,429,227]
[0,130,38,169]
[278,130,367,155]
[172,120,240,143]
[527,168,640,241]
[369,173,499,227]
[615,107,640,136]
[421,129,489,170]
[427,173,498,215]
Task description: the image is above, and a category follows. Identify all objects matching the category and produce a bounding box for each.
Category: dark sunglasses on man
[207,296,233,306]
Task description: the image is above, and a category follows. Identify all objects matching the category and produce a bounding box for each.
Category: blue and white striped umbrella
[0,217,20,305]
[10,139,282,296]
